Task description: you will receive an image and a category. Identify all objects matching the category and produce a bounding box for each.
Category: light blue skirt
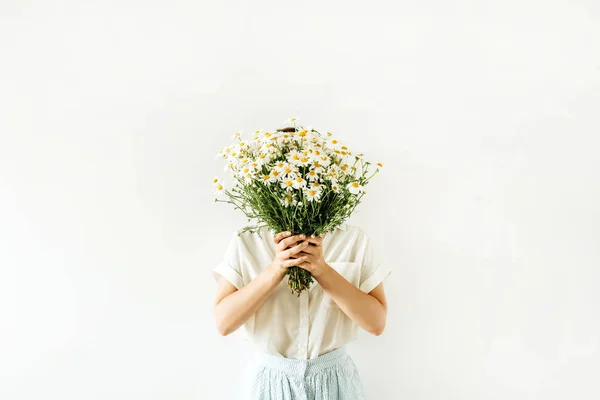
[240,346,366,400]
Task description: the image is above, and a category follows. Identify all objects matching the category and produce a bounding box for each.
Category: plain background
[1,1,599,399]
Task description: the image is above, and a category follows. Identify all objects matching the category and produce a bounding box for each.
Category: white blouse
[212,223,392,360]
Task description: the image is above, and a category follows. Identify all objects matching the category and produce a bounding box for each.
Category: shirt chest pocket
[321,261,360,308]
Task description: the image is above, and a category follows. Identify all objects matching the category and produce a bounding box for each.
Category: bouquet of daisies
[213,118,381,295]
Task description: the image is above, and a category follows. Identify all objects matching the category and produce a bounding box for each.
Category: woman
[212,223,391,399]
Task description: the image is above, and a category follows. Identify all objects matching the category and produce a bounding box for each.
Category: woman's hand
[290,236,330,278]
[267,231,311,275]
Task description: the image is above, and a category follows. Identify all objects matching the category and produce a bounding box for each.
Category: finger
[302,236,323,245]
[273,231,292,244]
[281,256,309,268]
[279,234,306,249]
[290,251,313,258]
[294,245,318,255]
[295,261,312,272]
[284,241,310,258]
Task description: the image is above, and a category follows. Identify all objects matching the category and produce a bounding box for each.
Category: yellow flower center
[217,185,223,190]
[264,175,271,180]
[331,139,338,145]
[309,190,316,196]
[286,180,293,187]
[272,171,280,177]
[377,162,383,168]
[352,182,359,188]
[300,157,309,163]
[296,177,303,183]
[298,130,307,137]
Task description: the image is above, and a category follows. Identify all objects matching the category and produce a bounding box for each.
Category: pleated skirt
[239,346,366,400]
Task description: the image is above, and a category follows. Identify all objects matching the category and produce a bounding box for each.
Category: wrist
[266,262,286,282]
[311,262,332,280]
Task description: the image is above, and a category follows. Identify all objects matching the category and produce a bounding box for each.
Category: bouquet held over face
[213,118,381,295]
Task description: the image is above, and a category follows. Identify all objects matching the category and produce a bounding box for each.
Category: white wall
[1,1,599,399]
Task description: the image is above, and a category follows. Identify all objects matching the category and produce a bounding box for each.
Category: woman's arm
[213,232,310,336]
[316,266,387,336]
[293,236,388,336]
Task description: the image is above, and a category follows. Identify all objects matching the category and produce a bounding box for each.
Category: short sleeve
[212,231,244,290]
[359,236,391,293]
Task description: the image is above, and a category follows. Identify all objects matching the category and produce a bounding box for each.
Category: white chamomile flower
[287,149,302,165]
[273,161,286,171]
[318,155,331,167]
[309,148,322,158]
[285,117,299,125]
[304,187,322,202]
[297,129,309,138]
[282,164,299,179]
[270,169,283,181]
[242,174,255,184]
[239,165,255,177]
[311,160,325,173]
[328,137,341,148]
[339,163,351,173]
[256,153,271,166]
[331,183,341,193]
[347,181,363,194]
[325,168,338,182]
[311,181,323,191]
[298,154,311,167]
[282,193,298,207]
[232,131,243,139]
[213,181,225,197]
[260,142,279,154]
[261,173,278,184]
[277,133,292,146]
[306,169,319,181]
[376,162,383,169]
[280,178,295,191]
[261,131,274,142]
[292,176,307,189]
